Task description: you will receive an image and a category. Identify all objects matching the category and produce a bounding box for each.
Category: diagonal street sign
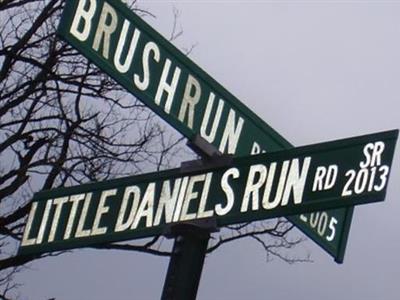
[19,130,398,256]
[58,0,362,261]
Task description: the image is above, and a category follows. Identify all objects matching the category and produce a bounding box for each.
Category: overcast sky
[18,1,400,299]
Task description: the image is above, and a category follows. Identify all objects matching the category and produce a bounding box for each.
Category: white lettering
[173,176,189,222]
[312,166,326,191]
[281,157,311,206]
[196,173,214,218]
[155,59,181,113]
[154,179,181,226]
[200,93,224,143]
[36,199,53,244]
[75,193,92,238]
[251,142,261,155]
[241,164,267,212]
[217,168,239,216]
[115,186,141,232]
[178,75,201,129]
[262,162,288,210]
[324,165,338,190]
[134,42,160,90]
[132,183,155,229]
[114,20,141,73]
[219,109,244,154]
[360,141,385,168]
[21,202,38,246]
[180,175,205,221]
[70,0,96,41]
[63,194,85,240]
[48,197,69,242]
[92,2,118,59]
[92,189,116,235]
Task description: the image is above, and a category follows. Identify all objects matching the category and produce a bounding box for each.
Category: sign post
[57,0,358,261]
[161,146,225,300]
[161,219,216,300]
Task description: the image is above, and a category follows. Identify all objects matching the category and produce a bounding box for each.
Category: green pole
[161,224,211,300]
[161,136,225,300]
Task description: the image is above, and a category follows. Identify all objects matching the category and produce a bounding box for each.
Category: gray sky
[18,1,400,299]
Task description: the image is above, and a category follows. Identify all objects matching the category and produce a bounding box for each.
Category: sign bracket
[187,135,223,158]
[161,135,225,300]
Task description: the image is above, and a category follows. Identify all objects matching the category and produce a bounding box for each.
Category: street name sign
[58,0,362,261]
[19,130,398,256]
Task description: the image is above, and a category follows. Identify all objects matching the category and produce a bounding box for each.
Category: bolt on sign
[57,0,367,262]
[19,130,398,256]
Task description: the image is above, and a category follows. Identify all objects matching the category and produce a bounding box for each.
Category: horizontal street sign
[19,130,398,255]
[57,0,366,261]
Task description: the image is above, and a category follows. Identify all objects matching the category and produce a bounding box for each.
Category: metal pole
[161,223,212,300]
[160,135,229,300]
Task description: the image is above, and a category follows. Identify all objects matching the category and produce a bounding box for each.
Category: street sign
[58,0,357,261]
[19,130,398,256]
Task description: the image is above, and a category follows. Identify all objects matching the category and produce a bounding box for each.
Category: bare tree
[0,0,184,297]
[0,1,306,299]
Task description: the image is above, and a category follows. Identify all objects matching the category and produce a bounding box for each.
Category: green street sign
[57,0,360,261]
[19,130,398,256]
